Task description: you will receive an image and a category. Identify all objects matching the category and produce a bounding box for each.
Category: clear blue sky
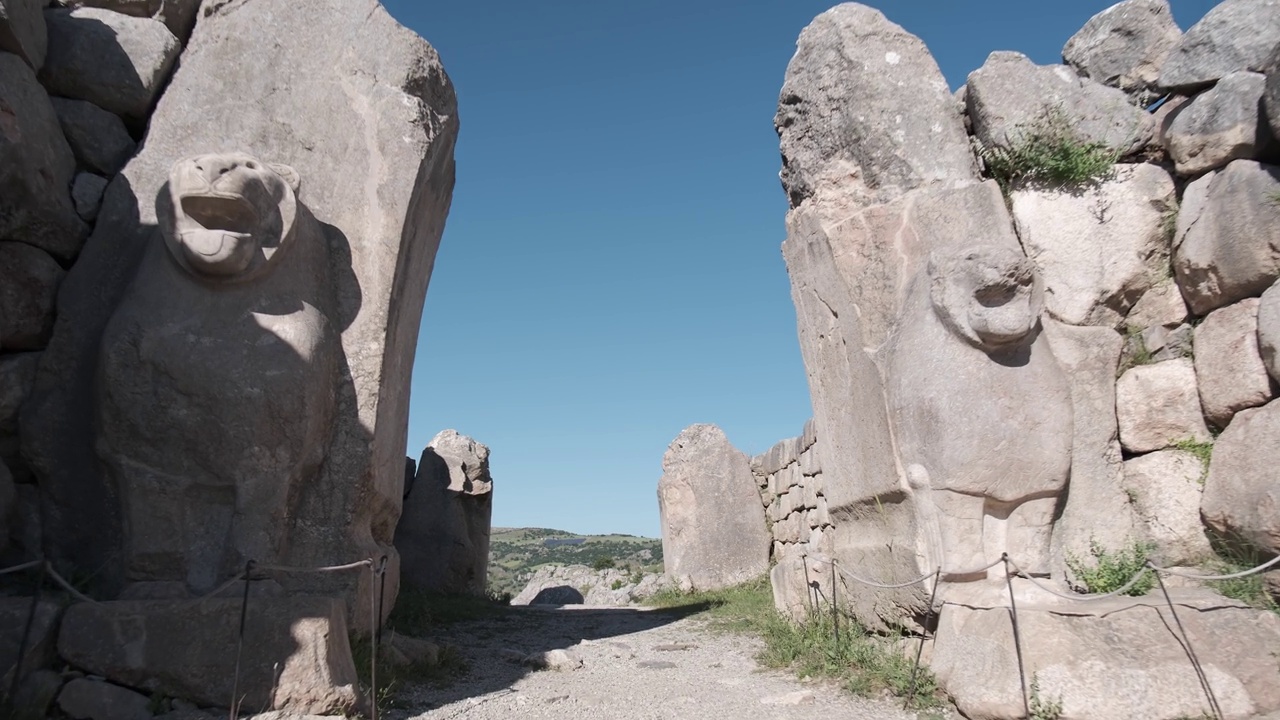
[382,0,1214,538]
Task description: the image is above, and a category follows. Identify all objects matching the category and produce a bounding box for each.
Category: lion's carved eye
[245,161,258,170]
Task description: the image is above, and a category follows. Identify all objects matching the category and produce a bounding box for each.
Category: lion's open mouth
[178,195,259,256]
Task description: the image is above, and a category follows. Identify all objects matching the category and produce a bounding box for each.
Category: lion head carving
[928,245,1044,351]
[160,152,302,282]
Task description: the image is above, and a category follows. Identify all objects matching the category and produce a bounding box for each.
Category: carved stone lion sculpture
[884,245,1073,579]
[96,153,340,592]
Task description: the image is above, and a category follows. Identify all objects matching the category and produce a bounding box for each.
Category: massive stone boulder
[0,242,64,351]
[931,589,1280,720]
[1010,163,1175,327]
[57,597,361,714]
[1259,278,1280,382]
[0,52,88,261]
[21,0,458,627]
[967,51,1154,157]
[1173,160,1280,315]
[1164,71,1267,176]
[0,0,47,70]
[1062,0,1182,96]
[1158,0,1280,91]
[1201,399,1280,554]
[775,2,973,213]
[1193,298,1273,429]
[1122,449,1212,564]
[39,7,181,120]
[51,97,137,177]
[396,429,493,595]
[1116,359,1211,454]
[658,424,770,591]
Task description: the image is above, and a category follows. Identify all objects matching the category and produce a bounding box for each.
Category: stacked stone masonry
[751,418,830,561]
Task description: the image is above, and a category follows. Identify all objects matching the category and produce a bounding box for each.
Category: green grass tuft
[1171,437,1213,485]
[1066,539,1156,596]
[1205,538,1279,614]
[977,105,1118,191]
[646,576,941,708]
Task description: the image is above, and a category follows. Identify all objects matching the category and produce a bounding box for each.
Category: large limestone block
[57,0,199,44]
[775,2,973,211]
[1116,359,1211,453]
[1173,160,1280,315]
[1158,0,1280,91]
[931,590,1280,720]
[0,0,47,70]
[396,429,493,595]
[781,209,926,629]
[1044,322,1139,575]
[1062,0,1182,96]
[885,246,1072,577]
[21,0,458,623]
[967,51,1154,157]
[56,679,152,720]
[57,597,361,714]
[1201,400,1280,554]
[1123,449,1212,564]
[51,98,137,177]
[0,596,62,686]
[658,424,770,591]
[660,422,768,586]
[1194,298,1273,428]
[0,351,37,483]
[0,243,64,351]
[1164,71,1267,176]
[824,180,1021,351]
[1011,163,1175,327]
[39,7,180,119]
[0,53,88,261]
[1267,44,1280,145]
[60,0,162,17]
[1126,279,1188,332]
[1259,278,1280,382]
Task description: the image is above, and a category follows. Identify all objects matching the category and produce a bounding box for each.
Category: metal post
[1152,564,1223,720]
[904,568,942,710]
[4,561,46,713]
[369,561,380,720]
[1002,554,1030,719]
[830,561,839,647]
[230,560,254,720]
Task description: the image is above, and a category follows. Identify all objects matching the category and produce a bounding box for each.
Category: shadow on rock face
[530,585,585,606]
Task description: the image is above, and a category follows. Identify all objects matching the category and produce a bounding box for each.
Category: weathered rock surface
[885,245,1072,577]
[397,429,493,595]
[1201,400,1280,554]
[0,351,38,477]
[931,589,1280,720]
[1267,43,1280,144]
[0,53,88,261]
[51,97,138,176]
[40,8,180,120]
[1122,449,1212,564]
[57,678,152,720]
[0,242,64,351]
[9,668,62,720]
[1173,160,1280,315]
[60,0,162,18]
[775,2,973,211]
[71,172,107,222]
[1159,0,1280,91]
[1259,278,1280,382]
[0,458,12,552]
[1044,322,1139,576]
[1193,298,1273,428]
[1011,163,1175,326]
[57,597,362,714]
[1126,279,1187,332]
[1164,71,1267,176]
[511,564,670,607]
[658,424,769,592]
[0,597,62,686]
[22,0,458,622]
[1116,358,1211,453]
[1062,0,1181,96]
[0,0,47,70]
[967,51,1154,156]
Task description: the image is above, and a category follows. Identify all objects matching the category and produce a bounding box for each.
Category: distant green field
[487,527,664,597]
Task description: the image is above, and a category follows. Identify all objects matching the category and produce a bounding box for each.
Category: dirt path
[394,606,943,720]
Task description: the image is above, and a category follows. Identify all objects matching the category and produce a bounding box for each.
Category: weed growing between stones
[1205,537,1280,614]
[1171,437,1213,484]
[977,105,1117,191]
[1029,674,1063,720]
[646,576,942,708]
[350,636,468,716]
[1117,326,1154,377]
[1065,539,1156,596]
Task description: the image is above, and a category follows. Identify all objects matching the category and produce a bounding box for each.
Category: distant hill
[487,527,664,598]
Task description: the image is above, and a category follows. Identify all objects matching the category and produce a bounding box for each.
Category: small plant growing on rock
[1171,437,1213,485]
[1029,674,1063,720]
[1066,539,1156,596]
[977,105,1117,191]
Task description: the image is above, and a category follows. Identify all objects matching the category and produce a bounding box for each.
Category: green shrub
[610,578,625,590]
[977,105,1117,190]
[1030,674,1063,720]
[1066,539,1156,596]
[1205,539,1279,614]
[1171,437,1213,484]
[591,556,616,571]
